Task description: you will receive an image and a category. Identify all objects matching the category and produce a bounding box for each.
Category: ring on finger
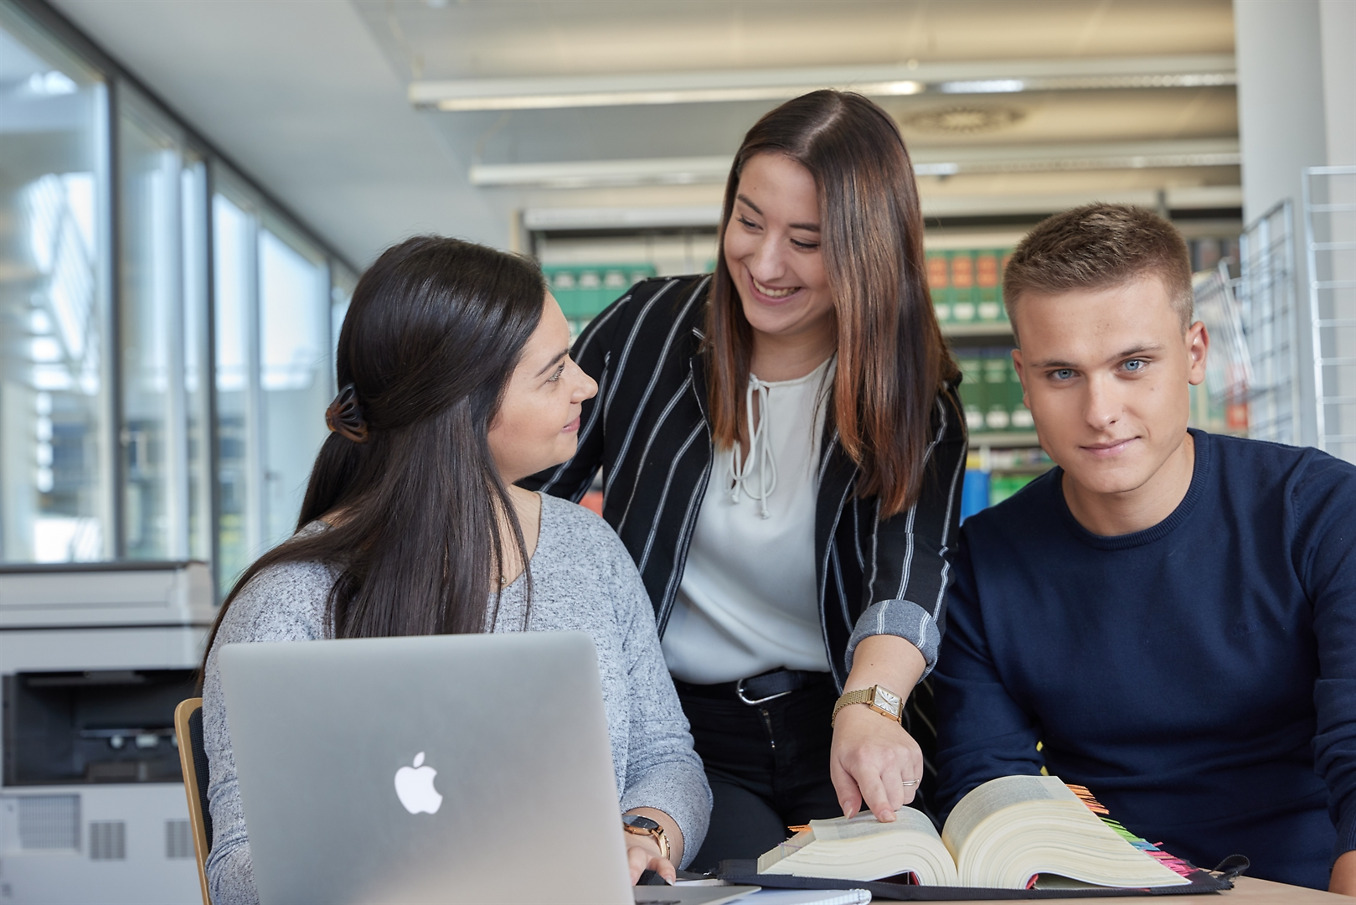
[901,779,920,787]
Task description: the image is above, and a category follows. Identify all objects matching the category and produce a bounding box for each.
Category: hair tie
[325,384,369,443]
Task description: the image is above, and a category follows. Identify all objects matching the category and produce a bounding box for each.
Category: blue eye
[1124,359,1146,372]
[1051,368,1075,381]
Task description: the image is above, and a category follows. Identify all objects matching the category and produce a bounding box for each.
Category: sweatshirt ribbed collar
[1053,428,1210,551]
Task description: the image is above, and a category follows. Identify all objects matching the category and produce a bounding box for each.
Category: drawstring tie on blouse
[728,375,777,519]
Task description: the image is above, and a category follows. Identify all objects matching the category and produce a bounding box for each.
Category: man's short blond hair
[1003,203,1194,340]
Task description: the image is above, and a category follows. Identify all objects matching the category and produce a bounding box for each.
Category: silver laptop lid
[218,631,635,905]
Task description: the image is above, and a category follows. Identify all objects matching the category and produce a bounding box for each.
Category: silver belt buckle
[736,675,793,706]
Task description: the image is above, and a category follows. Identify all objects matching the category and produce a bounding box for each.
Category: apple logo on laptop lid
[394,752,443,814]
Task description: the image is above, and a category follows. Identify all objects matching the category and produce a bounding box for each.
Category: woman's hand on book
[830,702,924,821]
[831,635,927,822]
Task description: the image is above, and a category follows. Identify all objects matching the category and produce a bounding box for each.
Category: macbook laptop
[217,631,756,905]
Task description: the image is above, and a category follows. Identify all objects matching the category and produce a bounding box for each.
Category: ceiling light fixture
[469,156,733,189]
[412,68,924,112]
[938,79,1026,94]
[411,55,1234,113]
[468,139,1239,189]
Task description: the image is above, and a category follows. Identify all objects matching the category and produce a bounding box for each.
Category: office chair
[175,697,213,905]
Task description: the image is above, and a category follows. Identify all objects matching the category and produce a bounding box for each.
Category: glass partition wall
[212,189,259,595]
[0,0,354,600]
[213,184,336,598]
[259,220,331,549]
[117,87,212,562]
[0,2,112,562]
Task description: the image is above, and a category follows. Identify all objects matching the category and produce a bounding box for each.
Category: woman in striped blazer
[526,90,967,869]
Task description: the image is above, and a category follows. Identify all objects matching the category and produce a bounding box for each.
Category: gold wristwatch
[831,684,903,726]
[622,813,670,861]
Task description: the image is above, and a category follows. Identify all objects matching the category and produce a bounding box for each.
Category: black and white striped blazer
[527,275,968,689]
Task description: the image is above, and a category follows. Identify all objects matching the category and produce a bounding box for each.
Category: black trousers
[674,673,842,873]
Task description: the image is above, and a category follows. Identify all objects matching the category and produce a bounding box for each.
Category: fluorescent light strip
[422,84,926,112]
[434,82,924,111]
[936,72,1236,94]
[412,55,1234,112]
[943,151,1242,174]
[470,156,733,189]
[524,187,1245,233]
[470,140,1240,189]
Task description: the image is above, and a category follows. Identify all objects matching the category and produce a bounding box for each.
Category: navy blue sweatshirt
[934,430,1356,889]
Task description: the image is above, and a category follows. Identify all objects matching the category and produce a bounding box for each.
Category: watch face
[624,815,661,832]
[873,686,901,715]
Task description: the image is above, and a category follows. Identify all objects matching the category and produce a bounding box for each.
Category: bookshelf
[545,263,658,338]
[927,244,1051,516]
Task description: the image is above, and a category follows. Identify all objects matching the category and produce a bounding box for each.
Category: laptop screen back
[218,631,635,905]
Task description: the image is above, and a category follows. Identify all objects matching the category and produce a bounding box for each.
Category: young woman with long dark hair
[527,90,967,868]
[199,236,709,905]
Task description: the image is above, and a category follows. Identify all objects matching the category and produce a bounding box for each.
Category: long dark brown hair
[707,90,959,518]
[201,236,545,667]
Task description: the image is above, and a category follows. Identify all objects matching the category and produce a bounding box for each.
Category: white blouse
[663,357,835,684]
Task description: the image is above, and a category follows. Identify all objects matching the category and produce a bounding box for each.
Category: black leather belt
[673,668,830,705]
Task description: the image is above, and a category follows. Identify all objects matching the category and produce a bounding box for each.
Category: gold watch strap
[622,815,670,861]
[831,685,902,727]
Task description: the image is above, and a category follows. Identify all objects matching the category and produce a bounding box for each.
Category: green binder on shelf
[975,248,1004,324]
[949,250,977,324]
[980,349,1013,432]
[927,251,952,324]
[544,263,657,325]
[956,352,987,433]
[1009,359,1034,432]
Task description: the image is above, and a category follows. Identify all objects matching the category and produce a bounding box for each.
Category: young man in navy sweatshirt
[933,203,1356,894]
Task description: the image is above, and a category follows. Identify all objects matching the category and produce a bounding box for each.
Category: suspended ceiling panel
[47,0,1239,265]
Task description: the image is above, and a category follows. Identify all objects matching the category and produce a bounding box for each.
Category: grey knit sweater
[201,493,711,905]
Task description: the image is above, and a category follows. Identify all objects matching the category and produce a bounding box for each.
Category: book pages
[759,808,959,885]
[945,776,1192,888]
[754,775,1200,890]
[941,774,1068,855]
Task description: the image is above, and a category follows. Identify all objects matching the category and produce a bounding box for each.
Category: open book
[757,775,1196,890]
